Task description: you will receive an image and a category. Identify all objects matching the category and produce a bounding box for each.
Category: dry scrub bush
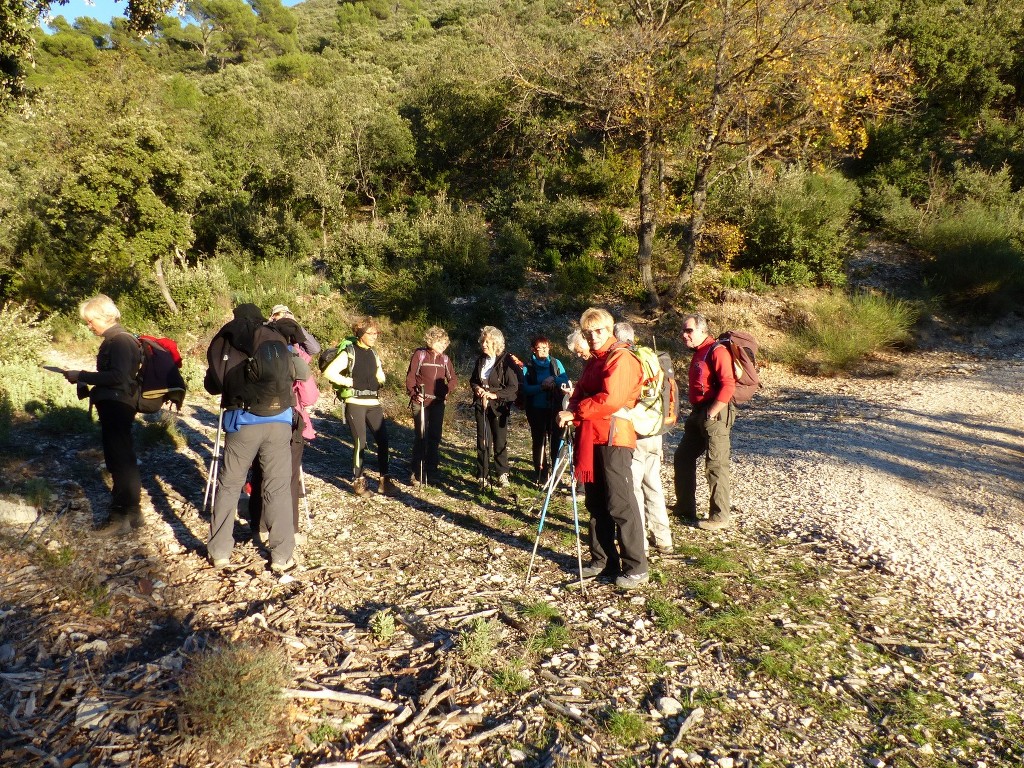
[178,642,290,758]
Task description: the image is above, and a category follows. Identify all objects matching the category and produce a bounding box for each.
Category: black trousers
[411,401,446,479]
[346,403,389,478]
[583,444,648,578]
[94,400,141,516]
[525,405,562,479]
[474,403,510,480]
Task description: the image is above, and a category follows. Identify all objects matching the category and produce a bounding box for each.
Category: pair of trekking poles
[525,423,586,593]
[201,408,311,525]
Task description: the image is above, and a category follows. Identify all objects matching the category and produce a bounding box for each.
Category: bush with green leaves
[179,642,290,758]
[0,303,50,365]
[778,291,918,375]
[736,167,860,287]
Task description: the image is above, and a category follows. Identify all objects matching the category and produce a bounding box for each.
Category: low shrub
[736,167,859,287]
[178,642,290,758]
[0,303,50,365]
[778,291,918,375]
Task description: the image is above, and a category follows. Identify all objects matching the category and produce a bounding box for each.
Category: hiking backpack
[320,337,359,400]
[628,345,678,437]
[241,326,295,416]
[133,335,187,413]
[713,330,761,404]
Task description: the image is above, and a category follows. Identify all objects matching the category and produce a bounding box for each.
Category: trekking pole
[202,408,224,515]
[566,432,585,594]
[524,433,572,586]
[299,464,311,526]
[417,386,427,486]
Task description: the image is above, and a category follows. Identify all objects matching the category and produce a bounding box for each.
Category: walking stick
[299,464,311,527]
[417,386,427,486]
[525,426,583,594]
[202,408,224,515]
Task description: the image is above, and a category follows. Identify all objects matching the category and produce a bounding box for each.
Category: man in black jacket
[65,295,143,536]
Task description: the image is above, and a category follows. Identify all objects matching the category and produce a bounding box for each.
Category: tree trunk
[637,137,659,307]
[154,257,179,315]
[666,164,710,302]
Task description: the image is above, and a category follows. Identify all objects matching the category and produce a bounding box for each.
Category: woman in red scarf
[558,308,649,590]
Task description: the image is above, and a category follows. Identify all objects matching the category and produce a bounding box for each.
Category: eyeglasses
[682,327,697,335]
[582,327,610,339]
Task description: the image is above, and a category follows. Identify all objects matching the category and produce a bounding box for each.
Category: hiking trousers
[584,445,648,578]
[474,403,510,481]
[411,401,446,480]
[209,421,294,567]
[94,400,141,517]
[525,405,562,481]
[632,434,671,549]
[673,403,735,520]
[345,403,389,479]
[250,421,305,534]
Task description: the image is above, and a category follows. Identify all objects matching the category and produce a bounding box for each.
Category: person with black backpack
[520,335,569,486]
[673,313,737,531]
[63,295,144,537]
[204,303,309,572]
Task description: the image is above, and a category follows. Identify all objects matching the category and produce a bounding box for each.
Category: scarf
[574,419,598,484]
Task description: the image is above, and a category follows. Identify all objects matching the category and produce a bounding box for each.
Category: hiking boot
[352,477,367,496]
[210,555,230,568]
[410,474,421,488]
[497,473,510,488]
[271,558,295,574]
[615,572,650,591]
[654,542,674,555]
[580,562,610,579]
[94,515,131,537]
[379,475,397,496]
[697,514,732,531]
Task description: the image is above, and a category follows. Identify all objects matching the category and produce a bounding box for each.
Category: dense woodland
[1,0,1024,336]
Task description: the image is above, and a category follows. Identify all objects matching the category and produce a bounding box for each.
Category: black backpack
[206,324,294,416]
[134,335,187,413]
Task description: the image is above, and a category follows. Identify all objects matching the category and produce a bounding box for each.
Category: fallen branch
[282,688,403,712]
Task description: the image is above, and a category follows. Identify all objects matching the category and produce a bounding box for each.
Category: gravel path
[709,353,1024,655]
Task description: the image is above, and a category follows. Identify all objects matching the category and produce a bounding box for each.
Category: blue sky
[40,0,301,30]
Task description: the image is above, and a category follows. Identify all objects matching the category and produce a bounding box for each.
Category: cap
[270,304,293,318]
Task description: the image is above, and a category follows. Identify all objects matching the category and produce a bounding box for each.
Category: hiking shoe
[654,542,674,555]
[410,474,421,488]
[697,515,732,531]
[615,572,650,590]
[580,562,609,579]
[210,556,230,568]
[352,477,366,496]
[379,476,396,496]
[271,558,295,574]
[497,473,510,488]
[94,516,131,537]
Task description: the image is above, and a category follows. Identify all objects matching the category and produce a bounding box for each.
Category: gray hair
[613,322,635,344]
[479,326,505,355]
[683,313,709,335]
[79,294,120,325]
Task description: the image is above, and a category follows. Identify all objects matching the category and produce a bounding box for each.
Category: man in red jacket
[673,313,736,531]
[559,308,648,590]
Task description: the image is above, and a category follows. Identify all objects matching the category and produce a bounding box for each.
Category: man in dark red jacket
[673,313,736,530]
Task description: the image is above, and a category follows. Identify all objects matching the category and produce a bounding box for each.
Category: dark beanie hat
[233,303,264,322]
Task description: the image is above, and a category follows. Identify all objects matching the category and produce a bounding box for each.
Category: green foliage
[736,168,860,288]
[456,617,498,667]
[369,608,396,644]
[603,708,651,747]
[778,292,918,375]
[179,642,290,757]
[22,477,54,509]
[647,596,687,632]
[136,415,185,451]
[0,303,50,364]
[492,662,531,694]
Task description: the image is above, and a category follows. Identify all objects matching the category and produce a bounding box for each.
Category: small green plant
[603,708,651,747]
[493,662,531,694]
[38,545,76,568]
[369,609,396,644]
[645,657,669,675]
[307,720,343,746]
[521,600,561,622]
[528,622,571,653]
[136,416,186,451]
[686,577,727,606]
[83,582,111,617]
[457,618,498,667]
[647,596,687,632]
[179,642,290,757]
[22,478,53,509]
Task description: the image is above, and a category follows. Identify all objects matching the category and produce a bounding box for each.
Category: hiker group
[67,294,759,588]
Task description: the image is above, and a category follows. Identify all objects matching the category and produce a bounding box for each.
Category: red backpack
[712,330,760,404]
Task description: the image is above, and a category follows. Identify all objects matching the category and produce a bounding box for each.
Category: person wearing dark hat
[204,303,309,573]
[248,315,320,544]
